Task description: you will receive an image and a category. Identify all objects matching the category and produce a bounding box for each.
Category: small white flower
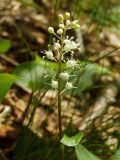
[66,60,77,68]
[70,41,78,50]
[53,42,61,50]
[63,38,79,52]
[59,72,69,80]
[64,44,71,52]
[48,27,54,34]
[65,82,73,89]
[57,29,63,34]
[45,50,54,60]
[51,80,58,89]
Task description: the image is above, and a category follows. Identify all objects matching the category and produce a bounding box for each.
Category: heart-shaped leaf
[60,132,84,147]
[0,73,18,103]
[75,144,102,160]
[13,58,57,91]
[66,62,109,95]
[110,148,120,160]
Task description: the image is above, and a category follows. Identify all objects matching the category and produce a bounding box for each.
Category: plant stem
[58,63,62,139]
[58,57,64,160]
[57,28,66,160]
[57,41,64,160]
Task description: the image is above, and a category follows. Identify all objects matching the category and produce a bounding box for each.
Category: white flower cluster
[63,37,80,53]
[41,12,80,92]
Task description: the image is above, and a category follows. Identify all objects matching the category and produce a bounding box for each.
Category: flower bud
[76,24,80,28]
[51,80,58,89]
[70,21,77,28]
[59,72,69,80]
[65,82,73,89]
[59,24,64,29]
[71,20,80,28]
[74,20,78,23]
[48,27,54,34]
[58,14,64,22]
[66,20,70,26]
[57,29,63,34]
[65,12,70,19]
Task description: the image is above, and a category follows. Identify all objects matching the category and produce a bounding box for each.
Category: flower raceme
[41,12,81,93]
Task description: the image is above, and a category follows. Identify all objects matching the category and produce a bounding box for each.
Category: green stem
[57,28,66,160]
[58,62,62,139]
[57,41,64,160]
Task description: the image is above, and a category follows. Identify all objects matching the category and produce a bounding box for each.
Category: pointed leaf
[65,62,109,95]
[0,73,18,103]
[75,144,102,160]
[60,132,84,147]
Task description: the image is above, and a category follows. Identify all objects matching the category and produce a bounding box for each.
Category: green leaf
[66,62,109,95]
[110,149,120,160]
[60,132,84,147]
[13,58,56,91]
[0,73,18,103]
[0,39,11,53]
[75,144,102,160]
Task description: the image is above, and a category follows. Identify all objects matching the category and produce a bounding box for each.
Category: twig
[0,54,19,67]
[79,84,118,132]
[93,46,120,62]
[0,150,8,160]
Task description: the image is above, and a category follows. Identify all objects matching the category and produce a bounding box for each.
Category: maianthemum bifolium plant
[43,12,82,160]
[41,12,120,160]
